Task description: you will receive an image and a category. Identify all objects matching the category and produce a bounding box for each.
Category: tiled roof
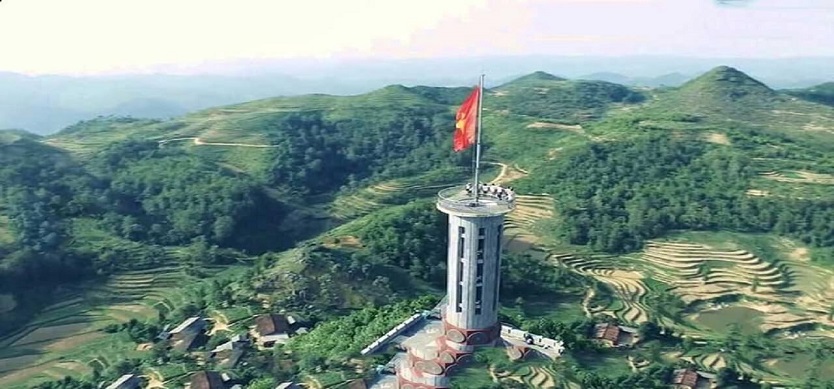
[255,314,291,336]
[189,371,225,389]
[672,368,700,388]
[593,323,620,343]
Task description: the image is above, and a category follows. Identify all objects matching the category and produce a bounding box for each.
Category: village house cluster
[103,313,310,389]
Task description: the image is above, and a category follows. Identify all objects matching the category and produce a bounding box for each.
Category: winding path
[485,161,527,186]
[157,137,279,148]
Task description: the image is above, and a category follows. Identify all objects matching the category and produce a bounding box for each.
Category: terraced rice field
[493,363,563,388]
[760,170,834,185]
[329,177,465,221]
[0,266,190,387]
[780,259,834,333]
[638,240,834,335]
[557,254,651,324]
[503,194,555,252]
[550,236,834,336]
[672,351,728,372]
[638,241,785,303]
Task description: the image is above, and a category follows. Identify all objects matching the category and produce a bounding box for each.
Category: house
[253,314,293,347]
[592,323,619,346]
[169,317,208,351]
[616,325,638,346]
[189,371,227,389]
[229,333,250,343]
[171,317,207,336]
[286,314,310,334]
[591,323,638,347]
[275,383,301,389]
[105,374,141,389]
[671,368,715,389]
[209,333,250,368]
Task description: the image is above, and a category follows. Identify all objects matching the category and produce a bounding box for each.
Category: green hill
[4,68,834,388]
[786,82,834,107]
[643,66,780,120]
[488,72,645,123]
[640,66,834,141]
[503,70,567,85]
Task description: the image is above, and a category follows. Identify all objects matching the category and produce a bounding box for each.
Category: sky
[1,0,832,75]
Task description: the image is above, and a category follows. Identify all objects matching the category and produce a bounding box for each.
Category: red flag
[454,86,480,152]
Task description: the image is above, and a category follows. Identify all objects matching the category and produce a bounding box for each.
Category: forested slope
[3,67,834,388]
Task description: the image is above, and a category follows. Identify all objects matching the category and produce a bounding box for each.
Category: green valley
[2,66,834,389]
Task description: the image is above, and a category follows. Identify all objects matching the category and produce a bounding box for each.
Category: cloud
[714,0,756,6]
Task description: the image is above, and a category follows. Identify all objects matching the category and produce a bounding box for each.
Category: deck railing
[436,185,515,216]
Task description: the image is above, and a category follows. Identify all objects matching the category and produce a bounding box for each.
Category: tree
[247,378,277,389]
[682,337,695,352]
[638,321,660,341]
[716,367,738,387]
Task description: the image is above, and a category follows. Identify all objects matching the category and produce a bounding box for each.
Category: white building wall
[444,213,505,331]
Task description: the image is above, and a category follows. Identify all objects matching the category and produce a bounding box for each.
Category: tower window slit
[456,284,462,312]
[494,225,502,307]
[475,286,483,315]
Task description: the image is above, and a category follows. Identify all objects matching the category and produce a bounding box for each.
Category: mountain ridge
[3,64,834,389]
[5,56,833,135]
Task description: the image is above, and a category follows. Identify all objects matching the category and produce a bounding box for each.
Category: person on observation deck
[465,182,473,195]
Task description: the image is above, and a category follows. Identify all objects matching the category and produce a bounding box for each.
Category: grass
[310,370,351,387]
[451,364,499,388]
[500,291,587,324]
[452,347,569,389]
[770,353,834,381]
[484,112,581,168]
[43,118,167,158]
[690,306,765,336]
[567,350,633,378]
[0,215,14,246]
[0,294,17,314]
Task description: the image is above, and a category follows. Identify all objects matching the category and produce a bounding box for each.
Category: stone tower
[395,185,514,389]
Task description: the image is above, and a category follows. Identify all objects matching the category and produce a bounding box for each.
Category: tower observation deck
[395,184,514,389]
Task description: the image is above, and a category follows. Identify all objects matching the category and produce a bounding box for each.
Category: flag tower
[396,75,516,389]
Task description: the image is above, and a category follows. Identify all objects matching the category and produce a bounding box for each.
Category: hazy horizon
[1,0,832,76]
[2,0,833,134]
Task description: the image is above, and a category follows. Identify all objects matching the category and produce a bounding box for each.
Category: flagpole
[473,73,485,204]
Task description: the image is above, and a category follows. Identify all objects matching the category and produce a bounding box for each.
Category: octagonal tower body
[437,186,513,346]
